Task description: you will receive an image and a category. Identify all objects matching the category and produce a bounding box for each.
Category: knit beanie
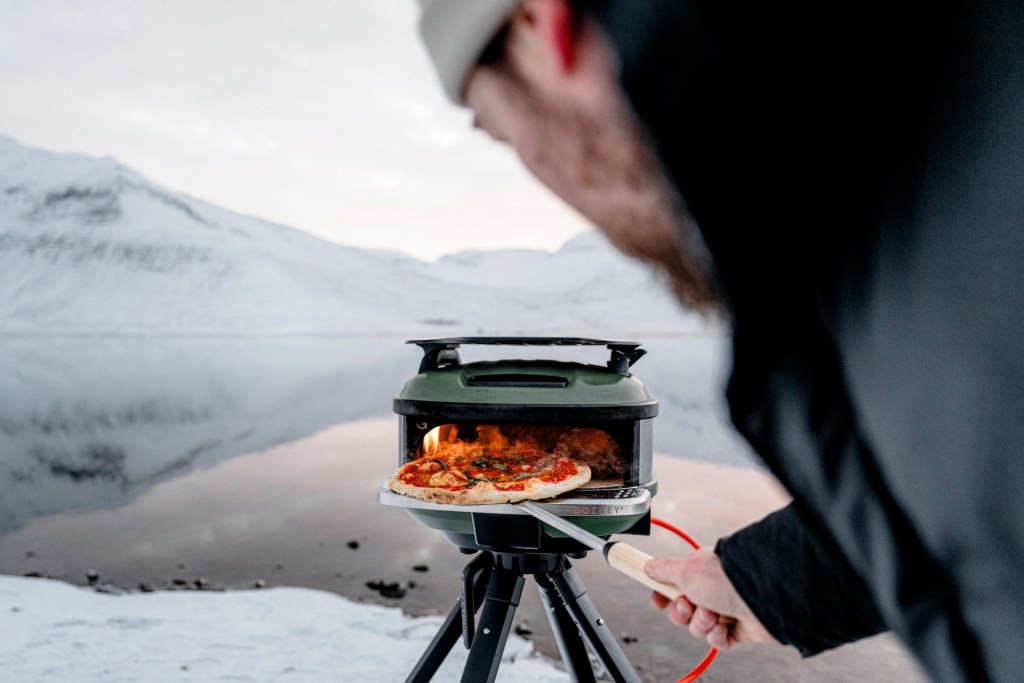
[417,0,520,104]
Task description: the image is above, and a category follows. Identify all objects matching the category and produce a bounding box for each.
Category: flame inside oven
[418,423,625,482]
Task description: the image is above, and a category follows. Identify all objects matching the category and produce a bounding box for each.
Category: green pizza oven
[382,337,660,552]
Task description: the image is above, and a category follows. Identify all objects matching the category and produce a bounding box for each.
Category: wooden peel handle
[605,542,682,601]
[606,543,738,627]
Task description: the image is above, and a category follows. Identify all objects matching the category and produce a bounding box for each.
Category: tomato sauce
[398,450,579,490]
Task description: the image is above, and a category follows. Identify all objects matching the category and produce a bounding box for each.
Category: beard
[477,59,722,315]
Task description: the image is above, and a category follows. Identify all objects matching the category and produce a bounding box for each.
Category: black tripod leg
[405,553,492,683]
[461,552,493,649]
[405,598,466,683]
[535,572,598,683]
[461,564,526,683]
[549,561,642,683]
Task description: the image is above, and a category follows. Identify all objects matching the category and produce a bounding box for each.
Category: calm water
[0,335,926,682]
[0,334,753,541]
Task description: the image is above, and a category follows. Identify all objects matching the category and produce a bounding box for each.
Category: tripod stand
[405,550,642,683]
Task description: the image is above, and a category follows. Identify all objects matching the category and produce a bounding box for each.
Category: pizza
[387,448,592,505]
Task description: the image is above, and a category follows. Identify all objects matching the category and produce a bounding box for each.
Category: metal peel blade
[516,501,682,601]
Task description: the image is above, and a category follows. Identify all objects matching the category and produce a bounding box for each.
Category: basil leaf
[471,458,510,472]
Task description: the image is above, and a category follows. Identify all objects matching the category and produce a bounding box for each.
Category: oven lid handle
[606,344,647,376]
[414,341,462,374]
[408,337,646,376]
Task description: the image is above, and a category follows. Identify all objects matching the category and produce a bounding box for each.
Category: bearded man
[415,1,1024,681]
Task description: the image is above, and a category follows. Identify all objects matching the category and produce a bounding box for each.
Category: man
[415,1,1024,681]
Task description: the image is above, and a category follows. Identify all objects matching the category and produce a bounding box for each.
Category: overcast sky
[0,0,590,260]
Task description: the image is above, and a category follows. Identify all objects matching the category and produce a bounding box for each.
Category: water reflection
[0,335,754,538]
[0,336,421,537]
[0,417,407,590]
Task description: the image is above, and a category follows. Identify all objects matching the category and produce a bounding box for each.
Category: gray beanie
[418,0,520,104]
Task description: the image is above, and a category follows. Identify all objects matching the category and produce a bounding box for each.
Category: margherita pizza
[387,448,591,505]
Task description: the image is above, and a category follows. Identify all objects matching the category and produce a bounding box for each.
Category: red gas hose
[650,517,719,683]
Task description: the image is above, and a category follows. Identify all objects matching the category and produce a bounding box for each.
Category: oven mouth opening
[414,422,628,486]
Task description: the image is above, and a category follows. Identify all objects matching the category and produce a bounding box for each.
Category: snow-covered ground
[0,575,570,682]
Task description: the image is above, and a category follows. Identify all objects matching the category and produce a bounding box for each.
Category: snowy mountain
[0,135,745,537]
[0,135,710,337]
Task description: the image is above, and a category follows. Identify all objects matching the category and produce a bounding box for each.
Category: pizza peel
[516,500,683,600]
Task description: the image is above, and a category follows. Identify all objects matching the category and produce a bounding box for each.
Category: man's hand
[645,549,777,650]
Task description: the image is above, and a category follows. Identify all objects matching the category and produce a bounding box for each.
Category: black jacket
[591,1,1024,681]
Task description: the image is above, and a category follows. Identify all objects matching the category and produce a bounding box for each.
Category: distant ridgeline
[0,135,710,337]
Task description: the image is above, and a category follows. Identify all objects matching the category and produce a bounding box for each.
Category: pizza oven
[378,337,660,554]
